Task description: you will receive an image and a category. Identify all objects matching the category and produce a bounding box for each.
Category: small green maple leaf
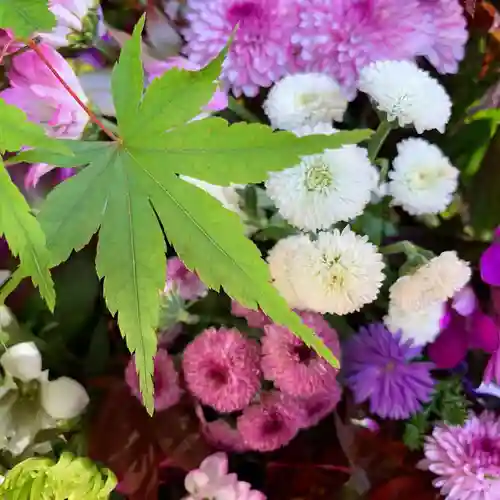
[0,0,56,39]
[14,17,371,413]
[0,98,70,311]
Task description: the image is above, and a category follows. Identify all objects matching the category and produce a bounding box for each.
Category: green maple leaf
[14,17,371,413]
[0,0,56,39]
[0,98,70,310]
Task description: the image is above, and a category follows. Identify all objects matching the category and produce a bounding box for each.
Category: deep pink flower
[183,0,299,97]
[182,327,261,412]
[165,257,207,301]
[419,412,500,500]
[0,30,19,61]
[237,391,301,452]
[480,229,500,287]
[295,383,342,429]
[125,348,182,411]
[293,0,430,98]
[416,0,468,74]
[261,312,340,398]
[231,301,271,329]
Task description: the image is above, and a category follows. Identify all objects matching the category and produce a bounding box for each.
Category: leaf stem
[367,119,394,162]
[0,268,24,305]
[26,39,120,143]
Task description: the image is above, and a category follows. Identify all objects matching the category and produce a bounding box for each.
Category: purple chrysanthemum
[183,0,299,97]
[343,323,434,419]
[183,327,261,413]
[295,383,342,429]
[261,312,340,398]
[419,412,500,500]
[237,391,301,452]
[292,0,430,98]
[125,349,182,411]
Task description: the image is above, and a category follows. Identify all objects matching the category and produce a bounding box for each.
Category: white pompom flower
[388,138,459,215]
[358,60,452,134]
[40,376,90,420]
[0,342,43,382]
[293,227,385,315]
[266,126,378,231]
[264,73,348,131]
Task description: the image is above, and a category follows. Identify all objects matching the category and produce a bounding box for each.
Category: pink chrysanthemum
[237,391,301,452]
[183,0,299,97]
[261,312,340,398]
[419,412,500,500]
[165,257,207,301]
[183,327,261,412]
[416,0,468,74]
[231,301,271,329]
[292,0,430,98]
[295,383,342,429]
[125,349,181,411]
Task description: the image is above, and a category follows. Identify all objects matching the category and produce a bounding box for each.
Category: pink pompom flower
[165,257,207,301]
[261,311,340,398]
[183,327,261,412]
[419,412,500,500]
[237,391,302,452]
[183,0,299,97]
[125,349,182,411]
[231,301,271,329]
[295,383,342,429]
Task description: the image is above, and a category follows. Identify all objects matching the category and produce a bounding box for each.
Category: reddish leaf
[369,473,439,500]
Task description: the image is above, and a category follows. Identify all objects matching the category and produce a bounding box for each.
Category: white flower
[267,234,314,309]
[0,270,9,286]
[40,377,89,420]
[264,73,348,131]
[358,60,452,134]
[385,301,444,346]
[390,251,471,311]
[0,342,42,382]
[292,227,385,315]
[292,123,338,137]
[388,138,459,215]
[266,140,378,231]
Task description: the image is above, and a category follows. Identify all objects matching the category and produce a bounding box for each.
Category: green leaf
[28,19,372,412]
[0,160,55,310]
[0,0,56,38]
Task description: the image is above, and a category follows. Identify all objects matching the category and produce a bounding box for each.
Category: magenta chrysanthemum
[182,327,261,412]
[419,412,500,500]
[261,312,340,398]
[292,0,429,98]
[343,323,434,419]
[237,391,301,452]
[183,0,299,97]
[295,383,342,429]
[125,349,181,411]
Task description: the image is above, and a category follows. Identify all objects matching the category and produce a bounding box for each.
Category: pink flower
[419,412,500,500]
[293,0,430,98]
[231,301,271,329]
[145,56,228,115]
[165,257,207,301]
[261,312,340,398]
[0,44,88,188]
[237,391,301,452]
[480,228,500,287]
[182,327,261,412]
[125,349,182,411]
[295,383,342,429]
[183,0,299,97]
[416,0,468,74]
[0,30,19,61]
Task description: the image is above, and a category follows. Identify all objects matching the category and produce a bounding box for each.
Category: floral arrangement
[1,0,500,498]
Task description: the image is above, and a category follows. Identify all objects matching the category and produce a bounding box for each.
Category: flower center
[304,158,333,191]
[293,343,315,364]
[262,413,283,435]
[226,1,264,25]
[411,167,444,189]
[207,364,229,386]
[468,437,500,471]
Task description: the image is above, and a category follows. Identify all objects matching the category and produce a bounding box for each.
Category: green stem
[228,97,261,123]
[367,119,394,162]
[380,241,419,256]
[0,268,24,305]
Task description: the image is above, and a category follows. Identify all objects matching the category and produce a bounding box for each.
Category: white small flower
[40,376,89,420]
[268,234,314,309]
[266,142,378,231]
[292,123,338,137]
[358,60,452,134]
[264,73,348,131]
[0,342,42,382]
[388,138,459,215]
[385,301,444,346]
[291,227,385,315]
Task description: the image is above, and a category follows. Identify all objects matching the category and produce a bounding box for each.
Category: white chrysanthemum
[390,251,471,311]
[266,145,378,231]
[358,60,452,134]
[268,234,314,309]
[388,138,459,215]
[264,73,348,131]
[385,301,444,346]
[292,122,338,137]
[294,227,385,315]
